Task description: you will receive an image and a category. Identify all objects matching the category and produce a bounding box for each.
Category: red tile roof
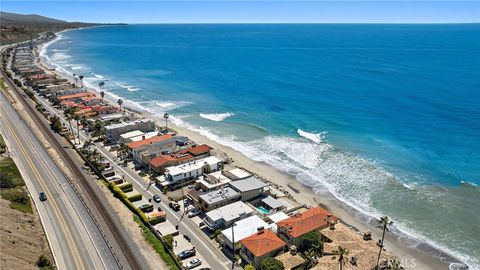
[127,134,173,150]
[58,92,96,101]
[277,207,337,238]
[240,229,286,257]
[184,144,212,156]
[149,153,193,167]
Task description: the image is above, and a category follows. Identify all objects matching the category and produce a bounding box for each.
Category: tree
[244,264,256,270]
[387,258,405,270]
[163,112,169,131]
[260,257,284,270]
[100,91,105,103]
[117,98,123,111]
[376,216,392,270]
[78,75,84,87]
[50,115,62,132]
[302,231,323,254]
[332,246,349,270]
[74,114,81,144]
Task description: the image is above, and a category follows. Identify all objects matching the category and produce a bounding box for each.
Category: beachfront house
[276,207,337,249]
[127,134,176,164]
[155,156,223,190]
[148,144,211,175]
[228,176,268,202]
[203,201,255,231]
[240,228,287,269]
[197,186,241,212]
[219,215,271,252]
[223,168,252,180]
[105,119,155,142]
[195,170,233,192]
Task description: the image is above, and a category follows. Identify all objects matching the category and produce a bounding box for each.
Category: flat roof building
[220,215,271,251]
[203,201,254,230]
[229,176,268,201]
[197,186,241,212]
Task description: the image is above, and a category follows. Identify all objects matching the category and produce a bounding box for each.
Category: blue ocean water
[42,24,480,267]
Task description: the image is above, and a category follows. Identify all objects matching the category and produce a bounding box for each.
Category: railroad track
[1,52,142,270]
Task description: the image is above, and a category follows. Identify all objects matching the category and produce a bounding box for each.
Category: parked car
[39,192,47,201]
[153,194,161,203]
[169,202,180,211]
[188,208,201,218]
[186,258,201,269]
[177,248,196,259]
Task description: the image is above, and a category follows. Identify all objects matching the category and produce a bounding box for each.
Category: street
[0,91,120,269]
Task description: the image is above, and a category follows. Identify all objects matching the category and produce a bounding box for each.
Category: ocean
[41,24,480,268]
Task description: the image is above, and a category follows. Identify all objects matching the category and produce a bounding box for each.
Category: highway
[0,87,120,269]
[30,69,234,270]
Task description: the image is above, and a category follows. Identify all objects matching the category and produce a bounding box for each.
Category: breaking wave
[199,112,235,122]
[297,129,326,143]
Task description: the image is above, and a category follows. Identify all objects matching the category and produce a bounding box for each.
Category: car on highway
[186,258,202,269]
[188,208,201,218]
[39,192,47,201]
[169,201,180,211]
[153,194,161,203]
[177,248,196,259]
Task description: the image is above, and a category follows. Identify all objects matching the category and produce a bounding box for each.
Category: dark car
[153,194,161,203]
[39,192,47,201]
[177,248,196,259]
[169,202,180,211]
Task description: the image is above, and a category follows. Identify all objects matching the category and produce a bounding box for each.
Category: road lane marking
[0,104,86,270]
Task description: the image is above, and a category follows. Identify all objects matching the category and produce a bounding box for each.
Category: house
[119,130,145,144]
[276,207,337,248]
[105,119,155,142]
[92,105,119,115]
[240,228,286,269]
[149,144,212,175]
[266,212,290,233]
[220,215,271,252]
[203,201,254,231]
[195,170,232,192]
[229,177,268,202]
[275,251,307,270]
[155,156,223,190]
[197,186,240,212]
[81,96,102,106]
[311,223,390,270]
[127,134,175,164]
[57,92,96,102]
[223,168,251,180]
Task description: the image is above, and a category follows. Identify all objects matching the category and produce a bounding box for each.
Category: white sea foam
[93,73,104,79]
[297,129,326,143]
[199,112,235,122]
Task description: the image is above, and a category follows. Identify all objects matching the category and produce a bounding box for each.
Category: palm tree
[66,114,76,144]
[163,112,169,131]
[387,258,404,270]
[100,91,105,103]
[117,98,123,111]
[79,75,84,88]
[74,114,81,144]
[98,81,105,89]
[73,73,78,85]
[376,216,392,270]
[332,246,349,270]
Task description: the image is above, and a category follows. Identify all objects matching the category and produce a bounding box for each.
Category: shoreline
[37,29,464,270]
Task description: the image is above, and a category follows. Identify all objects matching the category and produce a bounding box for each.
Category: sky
[1,1,479,23]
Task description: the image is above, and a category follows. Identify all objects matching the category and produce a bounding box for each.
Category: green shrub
[133,215,180,270]
[163,234,174,251]
[117,183,132,191]
[127,193,142,202]
[36,254,52,267]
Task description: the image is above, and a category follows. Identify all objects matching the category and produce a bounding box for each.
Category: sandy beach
[36,37,456,270]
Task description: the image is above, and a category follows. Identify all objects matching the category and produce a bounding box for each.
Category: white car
[188,208,201,218]
[186,258,202,269]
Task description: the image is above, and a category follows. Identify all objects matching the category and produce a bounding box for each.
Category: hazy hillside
[0,11,103,45]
